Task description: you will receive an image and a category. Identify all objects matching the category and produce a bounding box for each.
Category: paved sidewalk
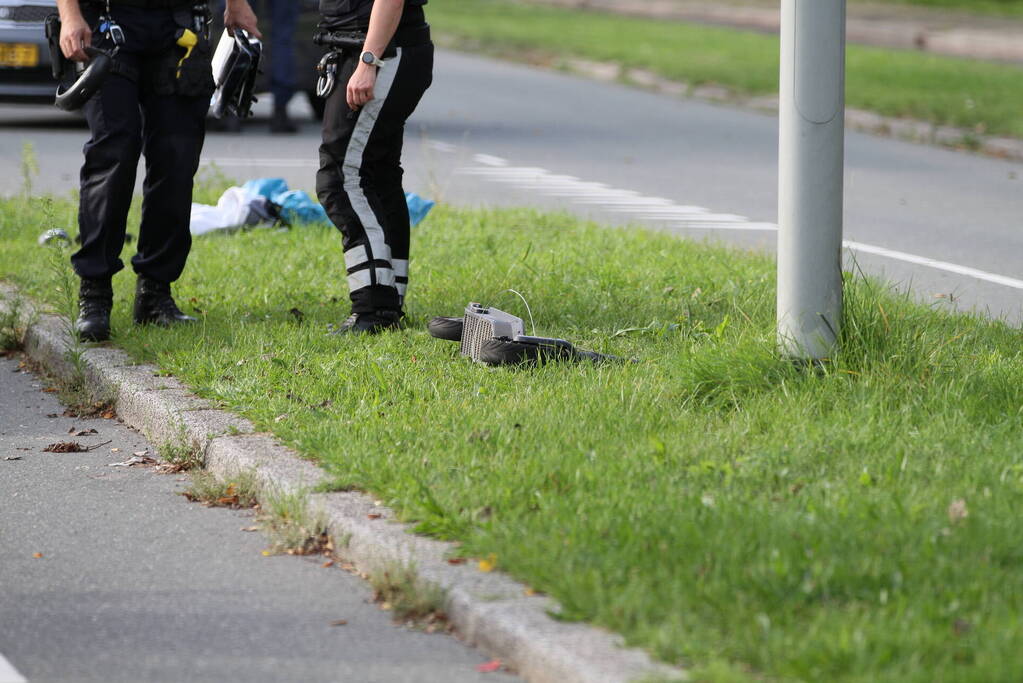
[0,354,515,683]
[538,0,1023,63]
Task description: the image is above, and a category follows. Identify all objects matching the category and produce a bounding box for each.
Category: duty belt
[314,24,431,52]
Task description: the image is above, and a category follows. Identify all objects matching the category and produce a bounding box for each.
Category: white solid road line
[0,654,26,683]
[197,145,1023,294]
[842,240,1023,291]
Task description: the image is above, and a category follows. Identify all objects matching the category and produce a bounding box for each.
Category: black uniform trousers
[316,37,433,314]
[70,5,208,285]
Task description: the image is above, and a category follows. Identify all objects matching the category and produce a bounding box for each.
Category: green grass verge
[4,183,1023,681]
[426,0,1023,139]
[871,0,1023,16]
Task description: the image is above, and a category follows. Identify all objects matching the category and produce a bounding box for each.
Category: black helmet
[210,28,262,119]
[54,46,113,112]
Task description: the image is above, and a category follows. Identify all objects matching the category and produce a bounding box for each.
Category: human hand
[224,0,262,39]
[347,62,377,111]
[59,11,92,62]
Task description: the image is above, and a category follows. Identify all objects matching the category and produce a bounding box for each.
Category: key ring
[98,0,125,49]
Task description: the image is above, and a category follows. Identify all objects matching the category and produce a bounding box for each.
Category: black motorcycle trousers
[316,41,433,314]
[71,6,208,285]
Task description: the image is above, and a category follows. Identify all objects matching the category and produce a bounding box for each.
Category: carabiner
[316,51,339,98]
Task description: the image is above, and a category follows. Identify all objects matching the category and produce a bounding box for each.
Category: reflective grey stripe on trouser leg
[394,258,409,302]
[345,245,397,290]
[340,47,404,297]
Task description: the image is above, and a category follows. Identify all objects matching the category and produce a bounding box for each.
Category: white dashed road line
[200,157,319,168]
[0,654,26,683]
[449,150,1023,291]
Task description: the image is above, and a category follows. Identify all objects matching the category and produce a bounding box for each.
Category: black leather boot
[133,276,197,327]
[329,310,402,336]
[75,277,113,342]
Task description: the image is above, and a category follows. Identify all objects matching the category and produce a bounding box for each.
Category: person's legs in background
[268,0,298,133]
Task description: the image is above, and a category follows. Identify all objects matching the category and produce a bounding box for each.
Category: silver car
[0,0,56,104]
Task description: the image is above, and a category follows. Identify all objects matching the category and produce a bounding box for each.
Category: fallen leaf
[274,414,289,423]
[322,560,335,568]
[3,456,23,461]
[46,413,59,418]
[110,448,120,453]
[476,660,502,673]
[261,550,272,556]
[108,455,157,467]
[524,587,538,597]
[132,450,148,457]
[100,408,116,419]
[447,557,467,565]
[478,553,497,573]
[32,552,43,559]
[42,387,58,393]
[329,619,347,626]
[240,526,259,532]
[69,428,98,436]
[43,441,85,453]
[367,512,382,520]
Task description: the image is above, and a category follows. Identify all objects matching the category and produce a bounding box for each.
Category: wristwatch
[360,50,386,68]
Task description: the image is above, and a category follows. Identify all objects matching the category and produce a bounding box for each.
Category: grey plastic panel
[793,0,846,124]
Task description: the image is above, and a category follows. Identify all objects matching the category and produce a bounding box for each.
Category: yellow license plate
[0,43,39,68]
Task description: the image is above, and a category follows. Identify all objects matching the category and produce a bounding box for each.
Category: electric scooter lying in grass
[428,302,622,366]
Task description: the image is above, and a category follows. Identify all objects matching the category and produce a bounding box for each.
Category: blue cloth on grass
[242,178,434,227]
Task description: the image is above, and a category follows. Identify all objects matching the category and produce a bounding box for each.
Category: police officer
[316,0,433,334]
[56,0,261,341]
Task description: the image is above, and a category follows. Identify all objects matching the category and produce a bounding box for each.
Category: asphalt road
[0,355,515,683]
[0,48,1021,324]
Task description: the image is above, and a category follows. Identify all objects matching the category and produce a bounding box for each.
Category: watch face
[361,52,374,64]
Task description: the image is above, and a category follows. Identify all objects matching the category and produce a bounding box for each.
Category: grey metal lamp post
[777,0,847,360]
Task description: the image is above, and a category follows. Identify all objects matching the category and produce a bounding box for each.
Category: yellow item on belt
[175,29,198,79]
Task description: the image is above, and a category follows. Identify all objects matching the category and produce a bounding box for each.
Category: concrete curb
[0,283,687,683]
